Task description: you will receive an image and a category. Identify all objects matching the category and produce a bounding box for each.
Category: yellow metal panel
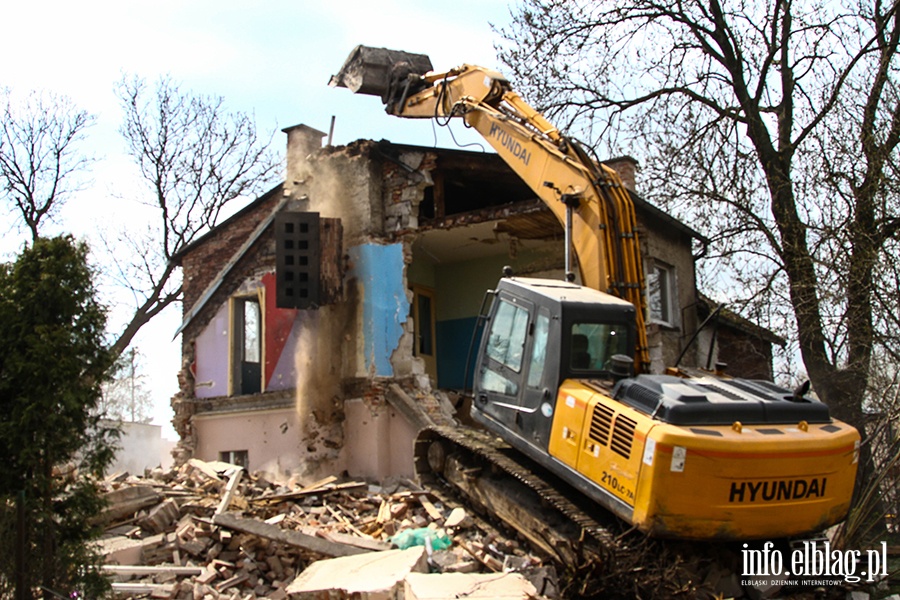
[547,381,594,469]
[633,423,859,539]
[575,395,651,507]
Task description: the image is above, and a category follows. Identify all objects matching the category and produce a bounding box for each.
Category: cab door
[473,293,532,430]
[517,307,556,448]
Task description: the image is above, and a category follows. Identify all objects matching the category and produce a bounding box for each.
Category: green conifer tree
[0,236,117,599]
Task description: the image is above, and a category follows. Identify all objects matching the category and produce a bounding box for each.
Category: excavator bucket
[329,45,433,98]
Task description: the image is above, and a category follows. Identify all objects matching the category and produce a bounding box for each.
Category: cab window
[570,322,629,371]
[527,311,550,388]
[486,299,529,371]
[480,298,531,396]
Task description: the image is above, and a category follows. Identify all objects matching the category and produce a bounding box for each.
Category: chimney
[604,156,639,192]
[283,124,327,198]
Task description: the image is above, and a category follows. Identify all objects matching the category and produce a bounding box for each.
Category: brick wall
[179,187,283,346]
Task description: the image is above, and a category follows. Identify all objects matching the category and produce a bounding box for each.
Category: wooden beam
[214,468,243,515]
[213,513,369,558]
[102,565,203,576]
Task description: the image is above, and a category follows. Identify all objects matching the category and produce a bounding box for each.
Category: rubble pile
[96,459,554,599]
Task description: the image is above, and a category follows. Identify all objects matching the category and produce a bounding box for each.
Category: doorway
[412,285,437,383]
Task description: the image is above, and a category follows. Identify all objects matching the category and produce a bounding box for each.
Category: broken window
[647,261,676,327]
[219,450,249,469]
[232,295,262,395]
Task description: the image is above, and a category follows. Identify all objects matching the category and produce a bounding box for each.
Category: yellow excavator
[331,46,859,542]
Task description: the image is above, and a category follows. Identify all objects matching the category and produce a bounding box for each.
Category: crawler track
[414,426,634,569]
[413,425,749,599]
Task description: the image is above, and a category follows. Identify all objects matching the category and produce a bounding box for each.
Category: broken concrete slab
[403,572,538,600]
[99,484,162,523]
[285,546,428,600]
[94,535,144,565]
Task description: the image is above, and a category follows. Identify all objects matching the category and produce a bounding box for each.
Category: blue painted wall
[349,244,409,377]
[436,317,482,389]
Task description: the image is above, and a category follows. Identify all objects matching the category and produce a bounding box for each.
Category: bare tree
[497,0,900,431]
[0,89,95,241]
[99,348,154,423]
[110,75,280,358]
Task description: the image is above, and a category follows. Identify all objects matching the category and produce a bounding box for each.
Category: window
[647,261,676,326]
[527,311,550,388]
[412,285,437,383]
[232,295,262,395]
[220,450,249,469]
[480,298,531,397]
[570,322,630,371]
[486,299,529,371]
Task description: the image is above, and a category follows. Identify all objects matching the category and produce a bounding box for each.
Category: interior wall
[408,241,563,389]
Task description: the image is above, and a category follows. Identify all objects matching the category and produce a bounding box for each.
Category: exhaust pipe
[330,45,433,106]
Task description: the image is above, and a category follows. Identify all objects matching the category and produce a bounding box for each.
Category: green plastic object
[390,527,452,550]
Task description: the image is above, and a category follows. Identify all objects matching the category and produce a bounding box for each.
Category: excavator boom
[332,45,651,370]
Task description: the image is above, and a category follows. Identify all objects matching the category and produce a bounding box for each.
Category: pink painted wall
[192,402,418,482]
[192,408,319,480]
[343,400,417,480]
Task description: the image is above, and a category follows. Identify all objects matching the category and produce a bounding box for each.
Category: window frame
[229,292,264,396]
[646,259,677,328]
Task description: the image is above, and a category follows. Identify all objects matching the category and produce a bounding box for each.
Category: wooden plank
[299,475,338,493]
[251,480,367,503]
[102,565,203,576]
[111,583,175,595]
[418,496,443,522]
[213,513,368,557]
[214,468,243,515]
[317,530,393,552]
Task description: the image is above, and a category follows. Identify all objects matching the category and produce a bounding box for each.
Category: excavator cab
[470,277,637,451]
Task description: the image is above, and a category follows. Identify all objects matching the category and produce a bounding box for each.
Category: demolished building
[169,124,783,481]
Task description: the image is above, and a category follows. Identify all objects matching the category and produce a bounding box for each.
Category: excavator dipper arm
[332,47,650,370]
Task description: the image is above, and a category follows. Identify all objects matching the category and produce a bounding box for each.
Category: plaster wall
[639,220,699,371]
[191,398,419,483]
[194,303,230,399]
[347,243,410,378]
[297,146,384,240]
[342,399,417,480]
[192,408,341,482]
[193,273,304,397]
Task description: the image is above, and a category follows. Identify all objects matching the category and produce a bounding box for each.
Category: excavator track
[413,425,751,599]
[413,425,633,570]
